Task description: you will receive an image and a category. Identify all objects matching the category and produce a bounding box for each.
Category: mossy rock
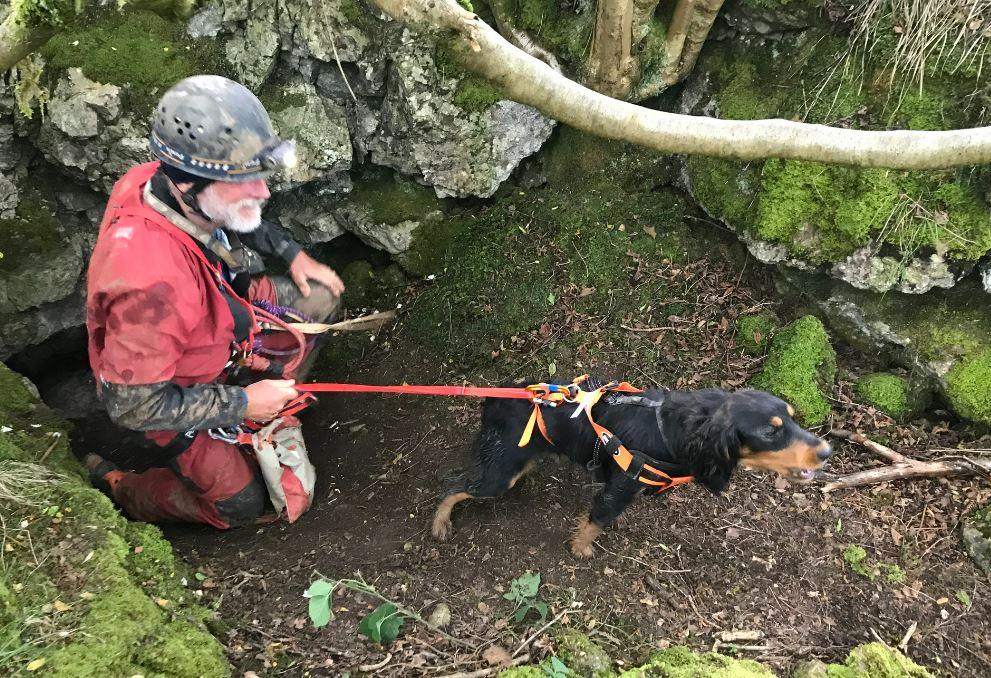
[945,349,991,425]
[0,362,230,676]
[42,9,226,116]
[556,630,613,677]
[854,373,930,422]
[687,30,991,273]
[962,504,991,574]
[824,642,930,678]
[736,311,779,355]
[751,315,836,426]
[617,645,774,677]
[0,184,63,277]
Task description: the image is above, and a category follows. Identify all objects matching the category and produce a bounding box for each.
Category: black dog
[432,380,832,557]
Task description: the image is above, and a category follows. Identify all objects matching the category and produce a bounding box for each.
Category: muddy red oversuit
[86,162,337,528]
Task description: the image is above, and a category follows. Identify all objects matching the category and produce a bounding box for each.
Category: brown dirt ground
[73,251,991,677]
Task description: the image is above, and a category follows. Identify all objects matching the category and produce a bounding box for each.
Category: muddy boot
[83,453,127,497]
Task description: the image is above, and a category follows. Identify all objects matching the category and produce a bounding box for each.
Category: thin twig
[512,608,576,658]
[357,652,393,672]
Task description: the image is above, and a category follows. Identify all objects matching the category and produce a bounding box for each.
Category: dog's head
[672,389,831,492]
[725,390,831,481]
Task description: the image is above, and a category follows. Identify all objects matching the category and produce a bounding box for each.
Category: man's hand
[244,379,298,421]
[289,251,345,298]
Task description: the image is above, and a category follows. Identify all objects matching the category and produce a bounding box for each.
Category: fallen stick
[829,429,906,464]
[823,430,991,492]
[357,652,392,672]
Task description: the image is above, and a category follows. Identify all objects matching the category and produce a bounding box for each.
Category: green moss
[499,668,547,678]
[135,620,231,677]
[0,362,230,677]
[736,312,778,355]
[842,545,874,580]
[691,30,991,267]
[751,315,836,426]
[434,43,505,113]
[882,563,906,585]
[339,0,368,26]
[515,0,594,66]
[855,374,910,420]
[945,349,991,424]
[685,156,759,230]
[825,643,930,678]
[42,10,225,116]
[453,76,505,112]
[9,0,77,30]
[544,126,678,194]
[401,198,555,365]
[0,185,63,275]
[257,85,310,115]
[618,645,774,677]
[556,630,613,677]
[716,59,781,121]
[349,170,446,226]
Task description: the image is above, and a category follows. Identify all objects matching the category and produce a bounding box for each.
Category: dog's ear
[678,415,740,494]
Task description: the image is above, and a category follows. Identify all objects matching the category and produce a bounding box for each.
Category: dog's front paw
[569,538,595,558]
[431,515,453,540]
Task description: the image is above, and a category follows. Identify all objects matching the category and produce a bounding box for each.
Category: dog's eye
[764,425,781,437]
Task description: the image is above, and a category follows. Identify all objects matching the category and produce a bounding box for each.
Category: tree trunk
[661,0,694,86]
[587,0,637,98]
[369,0,991,170]
[674,0,725,81]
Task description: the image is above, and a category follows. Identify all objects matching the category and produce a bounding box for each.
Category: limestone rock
[36,69,149,193]
[268,83,352,188]
[368,29,555,198]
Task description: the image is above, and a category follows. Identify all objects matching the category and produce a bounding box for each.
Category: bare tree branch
[369,0,991,169]
[822,429,991,492]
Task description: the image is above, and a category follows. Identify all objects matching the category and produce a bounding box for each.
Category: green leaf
[514,606,528,622]
[309,594,331,628]
[548,362,556,377]
[505,572,540,602]
[516,572,540,598]
[955,590,972,608]
[532,601,548,622]
[547,292,556,305]
[542,656,570,677]
[306,580,334,598]
[359,603,405,644]
[306,579,335,628]
[194,572,207,582]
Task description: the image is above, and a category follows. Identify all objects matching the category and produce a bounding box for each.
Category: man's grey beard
[198,188,263,233]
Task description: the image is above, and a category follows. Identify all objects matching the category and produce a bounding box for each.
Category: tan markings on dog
[432,491,472,541]
[570,515,602,558]
[739,440,822,475]
[786,404,795,417]
[770,416,783,427]
[508,460,538,489]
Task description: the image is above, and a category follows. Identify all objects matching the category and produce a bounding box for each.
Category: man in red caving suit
[83,75,345,528]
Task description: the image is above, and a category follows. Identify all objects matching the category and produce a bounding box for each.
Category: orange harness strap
[518,376,694,492]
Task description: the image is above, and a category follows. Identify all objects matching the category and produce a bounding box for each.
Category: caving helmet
[149,75,296,183]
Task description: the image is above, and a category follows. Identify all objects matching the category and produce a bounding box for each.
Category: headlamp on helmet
[260,140,298,172]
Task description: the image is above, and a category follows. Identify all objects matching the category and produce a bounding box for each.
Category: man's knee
[296,282,340,323]
[214,475,268,527]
